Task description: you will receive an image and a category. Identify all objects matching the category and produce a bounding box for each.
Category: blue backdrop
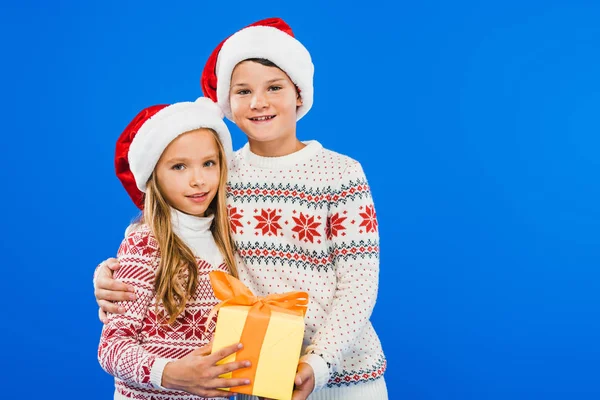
[1,1,598,399]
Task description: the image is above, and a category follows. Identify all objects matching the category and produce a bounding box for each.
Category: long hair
[143,128,237,323]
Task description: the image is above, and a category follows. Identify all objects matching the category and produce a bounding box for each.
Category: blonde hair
[143,128,237,323]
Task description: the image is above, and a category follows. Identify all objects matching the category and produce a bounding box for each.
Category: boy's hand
[291,363,315,400]
[94,257,136,323]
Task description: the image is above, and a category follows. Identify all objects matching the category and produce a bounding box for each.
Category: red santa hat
[114,97,232,209]
[200,17,314,122]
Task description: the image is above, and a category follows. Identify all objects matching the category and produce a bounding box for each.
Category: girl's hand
[162,342,252,397]
[292,363,315,400]
[94,258,136,323]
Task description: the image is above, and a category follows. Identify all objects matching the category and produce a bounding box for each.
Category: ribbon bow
[209,270,309,319]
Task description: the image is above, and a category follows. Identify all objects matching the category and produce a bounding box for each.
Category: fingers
[291,386,312,400]
[97,272,135,292]
[98,307,108,324]
[97,261,115,279]
[95,285,136,302]
[295,372,310,385]
[105,258,121,271]
[96,259,131,292]
[207,342,243,364]
[295,363,313,385]
[211,377,251,389]
[197,388,239,398]
[295,370,307,386]
[98,299,125,315]
[189,343,213,357]
[291,392,308,400]
[213,359,251,376]
[292,363,314,400]
[200,341,213,355]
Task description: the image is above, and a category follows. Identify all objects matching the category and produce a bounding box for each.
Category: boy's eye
[269,86,282,91]
[237,89,250,95]
[172,163,185,170]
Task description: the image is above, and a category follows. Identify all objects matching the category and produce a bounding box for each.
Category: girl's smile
[186,192,210,203]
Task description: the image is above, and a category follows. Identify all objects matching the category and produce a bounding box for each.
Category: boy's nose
[251,93,269,109]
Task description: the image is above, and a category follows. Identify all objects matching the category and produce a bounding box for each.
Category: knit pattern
[98,226,230,400]
[227,142,386,388]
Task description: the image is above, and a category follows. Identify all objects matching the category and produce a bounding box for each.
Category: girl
[98,97,252,400]
[95,19,388,400]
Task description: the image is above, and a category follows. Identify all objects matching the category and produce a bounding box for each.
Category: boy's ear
[295,84,303,107]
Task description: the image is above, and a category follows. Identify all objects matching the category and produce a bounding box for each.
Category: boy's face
[229,61,302,146]
[155,129,221,217]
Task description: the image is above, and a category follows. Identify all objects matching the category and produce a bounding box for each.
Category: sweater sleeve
[301,161,380,389]
[97,229,169,388]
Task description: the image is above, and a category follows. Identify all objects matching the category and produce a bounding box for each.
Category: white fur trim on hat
[128,97,233,193]
[216,25,314,122]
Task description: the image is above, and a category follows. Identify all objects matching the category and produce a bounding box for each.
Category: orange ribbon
[208,271,309,395]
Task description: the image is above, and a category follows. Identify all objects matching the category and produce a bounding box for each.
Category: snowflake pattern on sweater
[227,141,386,389]
[98,226,230,400]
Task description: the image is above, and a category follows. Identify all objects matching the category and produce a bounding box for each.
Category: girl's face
[155,129,221,217]
[229,61,302,146]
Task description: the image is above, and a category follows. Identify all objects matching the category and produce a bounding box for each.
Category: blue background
[1,1,598,398]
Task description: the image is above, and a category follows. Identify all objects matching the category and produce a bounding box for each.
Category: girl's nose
[190,169,205,187]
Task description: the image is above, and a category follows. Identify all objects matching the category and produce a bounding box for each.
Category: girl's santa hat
[200,17,314,122]
[115,97,232,209]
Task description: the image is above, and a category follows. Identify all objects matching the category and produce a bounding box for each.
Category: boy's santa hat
[200,17,314,122]
[115,97,232,209]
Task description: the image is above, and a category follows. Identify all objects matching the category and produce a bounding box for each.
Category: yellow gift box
[209,271,308,400]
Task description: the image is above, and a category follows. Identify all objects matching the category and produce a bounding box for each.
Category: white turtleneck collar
[170,208,214,238]
[169,208,223,267]
[240,140,323,169]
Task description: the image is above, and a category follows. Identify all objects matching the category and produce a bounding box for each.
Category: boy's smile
[248,114,276,122]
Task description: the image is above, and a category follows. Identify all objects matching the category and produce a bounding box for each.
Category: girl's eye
[237,89,250,95]
[172,164,185,170]
[269,86,282,91]
[204,160,216,167]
